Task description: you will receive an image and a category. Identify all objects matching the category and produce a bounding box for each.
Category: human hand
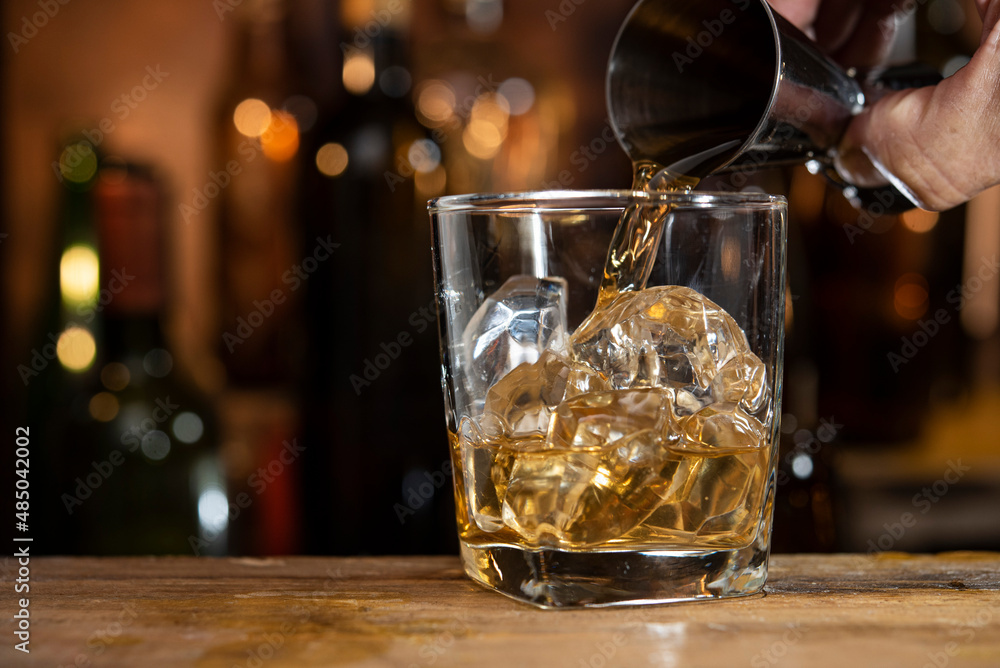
[768,0,1000,210]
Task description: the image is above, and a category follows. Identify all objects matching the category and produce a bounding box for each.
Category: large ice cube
[498,389,678,547]
[457,415,525,533]
[547,387,677,449]
[642,447,768,543]
[678,402,766,451]
[711,354,768,414]
[571,285,768,414]
[483,350,608,438]
[459,275,569,416]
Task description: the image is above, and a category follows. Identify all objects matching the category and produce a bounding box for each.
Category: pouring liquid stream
[596,161,700,308]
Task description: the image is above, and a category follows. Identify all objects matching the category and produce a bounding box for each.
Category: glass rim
[428,189,787,213]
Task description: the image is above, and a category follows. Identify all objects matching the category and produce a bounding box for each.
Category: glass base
[460,541,770,609]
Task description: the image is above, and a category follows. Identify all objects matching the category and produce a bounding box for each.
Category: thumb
[835,16,1000,211]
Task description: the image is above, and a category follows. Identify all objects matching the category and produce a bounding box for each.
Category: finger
[765,0,820,38]
[826,0,900,69]
[770,0,899,68]
[813,0,866,53]
[979,0,1000,41]
[835,20,1000,210]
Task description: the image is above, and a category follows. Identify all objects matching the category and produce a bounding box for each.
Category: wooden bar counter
[6,553,1000,667]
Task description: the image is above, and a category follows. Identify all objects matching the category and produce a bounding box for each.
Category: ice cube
[498,389,678,547]
[711,354,768,414]
[459,275,569,416]
[547,387,677,450]
[571,285,763,401]
[457,415,526,533]
[678,402,766,451]
[643,447,768,543]
[483,350,608,438]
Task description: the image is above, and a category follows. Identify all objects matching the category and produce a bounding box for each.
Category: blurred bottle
[296,0,452,554]
[214,0,305,386]
[27,135,102,554]
[30,138,225,555]
[211,0,324,555]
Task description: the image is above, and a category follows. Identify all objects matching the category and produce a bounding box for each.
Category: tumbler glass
[429,190,786,608]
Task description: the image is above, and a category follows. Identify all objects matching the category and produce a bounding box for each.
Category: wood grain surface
[3,553,999,667]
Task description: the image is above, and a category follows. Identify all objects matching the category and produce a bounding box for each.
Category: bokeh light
[58,142,99,185]
[173,412,205,444]
[463,121,503,159]
[343,50,375,95]
[927,0,964,34]
[143,348,173,378]
[380,65,412,98]
[141,430,171,461]
[233,98,272,137]
[498,77,535,116]
[407,139,441,173]
[894,273,930,320]
[198,489,229,534]
[316,142,350,177]
[89,392,120,422]
[260,110,299,162]
[900,208,939,233]
[463,93,510,160]
[466,0,503,33]
[60,244,99,306]
[57,326,97,372]
[471,92,510,130]
[415,80,456,127]
[100,362,130,391]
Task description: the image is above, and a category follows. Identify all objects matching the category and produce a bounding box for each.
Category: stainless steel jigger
[607,0,926,211]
